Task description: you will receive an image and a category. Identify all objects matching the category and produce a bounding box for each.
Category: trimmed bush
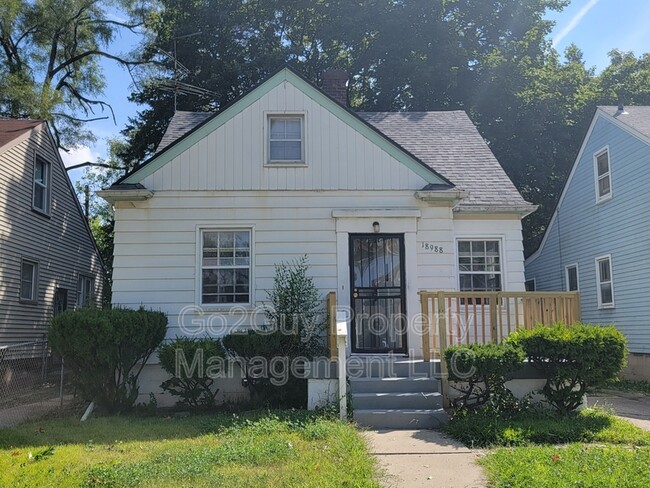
[159,337,228,409]
[444,343,525,412]
[506,323,627,414]
[49,307,167,412]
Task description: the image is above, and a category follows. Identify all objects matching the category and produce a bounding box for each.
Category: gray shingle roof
[157,111,212,151]
[358,111,529,207]
[598,106,650,139]
[157,109,529,208]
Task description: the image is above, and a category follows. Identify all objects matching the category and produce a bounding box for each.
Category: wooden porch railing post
[573,292,581,323]
[327,292,337,361]
[436,291,450,409]
[421,292,431,362]
[490,292,499,343]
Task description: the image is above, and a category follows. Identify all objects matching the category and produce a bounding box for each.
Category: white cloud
[552,0,601,48]
[59,145,102,169]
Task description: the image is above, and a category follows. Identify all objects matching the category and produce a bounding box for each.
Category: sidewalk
[364,429,486,488]
[587,393,650,431]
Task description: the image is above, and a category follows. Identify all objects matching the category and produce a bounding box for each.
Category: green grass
[482,444,650,487]
[0,410,379,487]
[446,408,650,448]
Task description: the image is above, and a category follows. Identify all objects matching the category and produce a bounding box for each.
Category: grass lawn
[0,410,379,487]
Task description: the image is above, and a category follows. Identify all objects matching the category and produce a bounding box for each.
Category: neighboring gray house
[525,105,650,379]
[0,119,103,346]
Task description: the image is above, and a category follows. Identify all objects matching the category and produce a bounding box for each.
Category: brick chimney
[322,69,348,106]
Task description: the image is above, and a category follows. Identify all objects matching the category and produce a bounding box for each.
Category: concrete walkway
[365,429,486,488]
[587,393,650,431]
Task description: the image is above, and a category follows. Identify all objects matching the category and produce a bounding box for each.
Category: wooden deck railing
[327,291,337,361]
[419,291,581,361]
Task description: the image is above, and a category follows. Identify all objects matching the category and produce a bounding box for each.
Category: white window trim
[564,263,580,292]
[454,237,506,292]
[264,111,307,166]
[593,146,612,204]
[595,254,615,309]
[195,225,255,310]
[76,273,95,308]
[32,154,52,215]
[19,258,39,304]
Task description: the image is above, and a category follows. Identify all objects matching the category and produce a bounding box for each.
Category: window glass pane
[525,279,536,291]
[20,262,35,300]
[235,231,250,248]
[597,152,609,176]
[458,241,470,254]
[35,160,45,183]
[201,230,251,304]
[485,241,499,255]
[270,119,285,138]
[598,259,611,282]
[471,241,485,253]
[34,186,44,210]
[285,119,301,138]
[598,176,610,197]
[567,267,578,291]
[472,274,487,290]
[600,283,613,304]
[459,274,472,291]
[270,141,302,161]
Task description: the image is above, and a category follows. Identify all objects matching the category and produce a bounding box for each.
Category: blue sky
[63,0,650,179]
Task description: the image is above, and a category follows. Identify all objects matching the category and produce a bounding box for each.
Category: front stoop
[349,359,448,429]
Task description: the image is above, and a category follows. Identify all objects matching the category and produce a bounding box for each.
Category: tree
[0,0,151,148]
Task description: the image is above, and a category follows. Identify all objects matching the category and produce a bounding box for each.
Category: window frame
[595,254,615,309]
[19,258,39,304]
[524,278,536,292]
[32,154,52,215]
[564,263,579,292]
[593,146,612,203]
[196,226,254,308]
[76,274,95,308]
[265,113,306,166]
[455,238,505,293]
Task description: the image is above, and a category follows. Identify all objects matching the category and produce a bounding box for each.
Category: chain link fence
[0,339,75,428]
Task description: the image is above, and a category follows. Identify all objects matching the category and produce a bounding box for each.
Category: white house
[100,67,535,419]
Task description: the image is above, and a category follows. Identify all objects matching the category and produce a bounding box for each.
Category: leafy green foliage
[159,337,227,410]
[507,324,628,413]
[48,308,167,412]
[447,408,650,448]
[444,343,525,412]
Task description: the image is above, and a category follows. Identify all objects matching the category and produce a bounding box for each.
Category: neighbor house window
[268,116,303,163]
[77,275,94,308]
[20,259,38,302]
[594,148,611,201]
[33,156,51,213]
[201,230,251,304]
[458,240,502,292]
[525,279,536,291]
[565,264,579,292]
[596,255,614,308]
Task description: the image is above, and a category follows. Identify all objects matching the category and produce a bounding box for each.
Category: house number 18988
[421,243,444,253]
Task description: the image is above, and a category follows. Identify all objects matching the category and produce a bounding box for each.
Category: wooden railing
[419,291,581,361]
[327,291,337,361]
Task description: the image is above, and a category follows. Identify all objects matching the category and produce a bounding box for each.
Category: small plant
[159,337,228,409]
[444,343,524,412]
[49,307,167,413]
[507,323,627,414]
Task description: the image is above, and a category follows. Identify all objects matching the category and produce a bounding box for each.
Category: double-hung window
[565,264,579,292]
[594,148,611,202]
[20,259,38,302]
[33,157,51,213]
[458,240,502,292]
[596,255,614,308]
[268,116,304,163]
[77,275,94,308]
[201,230,251,304]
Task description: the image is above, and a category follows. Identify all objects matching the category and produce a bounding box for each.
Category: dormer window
[267,115,304,164]
[33,156,51,214]
[594,147,611,202]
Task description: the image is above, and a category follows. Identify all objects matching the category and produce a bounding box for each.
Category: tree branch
[52,112,110,123]
[51,50,154,77]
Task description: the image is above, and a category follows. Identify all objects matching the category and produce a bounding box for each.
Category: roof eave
[97,188,154,204]
[414,189,469,206]
[454,204,538,217]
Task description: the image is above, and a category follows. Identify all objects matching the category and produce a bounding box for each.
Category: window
[201,230,251,304]
[20,259,38,302]
[525,279,536,291]
[565,264,579,292]
[594,148,611,201]
[77,275,94,308]
[268,116,303,163]
[33,156,51,213]
[596,255,614,308]
[458,240,502,292]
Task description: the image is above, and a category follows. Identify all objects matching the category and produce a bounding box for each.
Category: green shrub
[507,323,627,414]
[444,343,525,412]
[159,337,228,409]
[49,307,167,412]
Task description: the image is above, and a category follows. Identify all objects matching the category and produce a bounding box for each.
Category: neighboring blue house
[525,105,650,379]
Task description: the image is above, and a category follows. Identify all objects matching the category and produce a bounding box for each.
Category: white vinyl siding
[200,229,251,305]
[33,156,51,213]
[565,264,579,291]
[457,239,502,292]
[20,259,38,302]
[268,116,304,163]
[594,147,611,202]
[596,255,614,308]
[77,275,94,308]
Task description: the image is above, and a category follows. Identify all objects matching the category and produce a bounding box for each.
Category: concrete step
[354,408,448,429]
[347,358,441,378]
[349,376,440,394]
[352,391,443,410]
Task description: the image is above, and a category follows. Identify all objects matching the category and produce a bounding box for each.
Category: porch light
[372,221,380,233]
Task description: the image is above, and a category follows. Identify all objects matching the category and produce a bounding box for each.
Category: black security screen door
[350,234,407,353]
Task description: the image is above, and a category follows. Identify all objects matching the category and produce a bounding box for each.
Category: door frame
[348,233,408,354]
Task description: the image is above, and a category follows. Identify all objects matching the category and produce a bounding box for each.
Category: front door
[350,234,407,354]
[54,288,68,316]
